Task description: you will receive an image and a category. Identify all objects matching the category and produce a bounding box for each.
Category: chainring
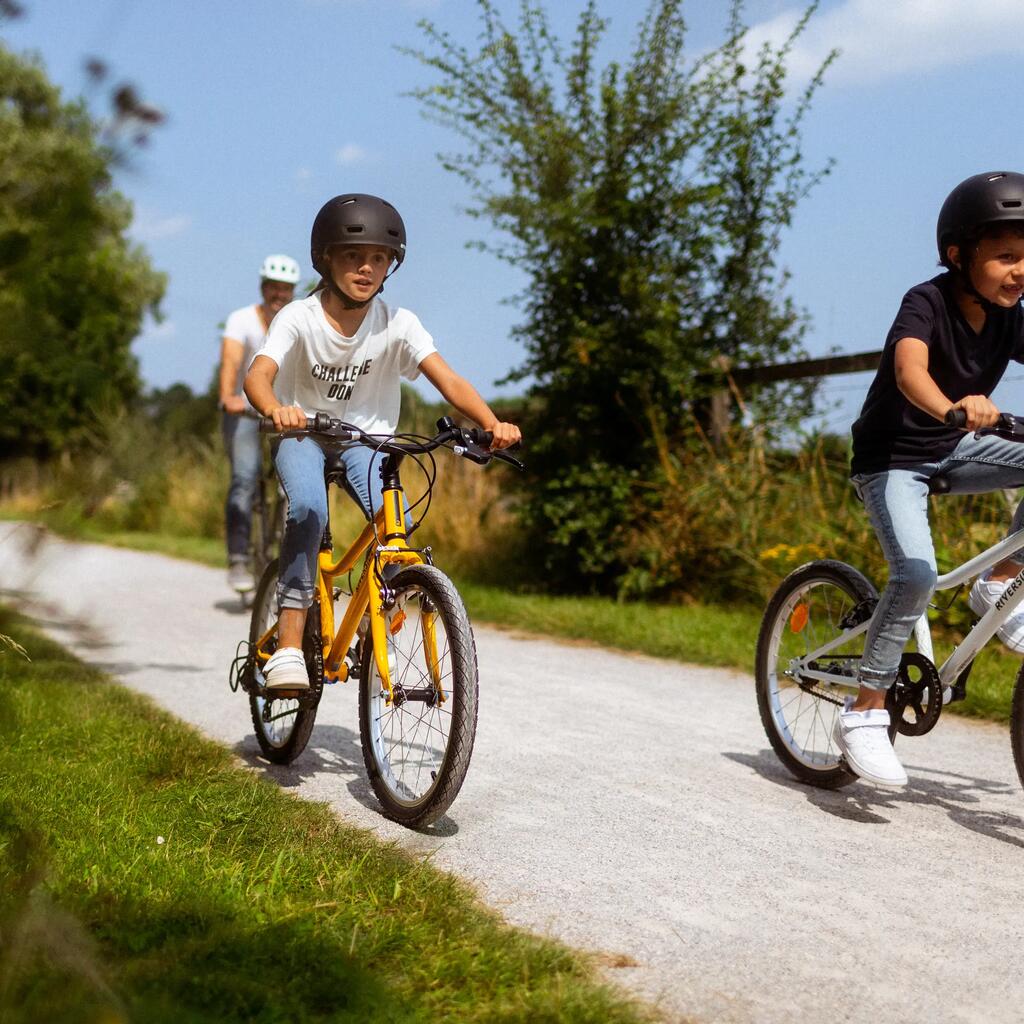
[888,652,943,737]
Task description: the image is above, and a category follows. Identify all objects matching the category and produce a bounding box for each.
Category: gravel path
[3,521,1024,1024]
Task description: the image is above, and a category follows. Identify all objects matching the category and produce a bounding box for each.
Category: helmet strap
[953,247,998,313]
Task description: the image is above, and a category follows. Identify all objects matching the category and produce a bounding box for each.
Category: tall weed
[622,427,1014,614]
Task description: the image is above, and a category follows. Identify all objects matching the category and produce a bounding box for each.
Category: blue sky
[4,0,1024,434]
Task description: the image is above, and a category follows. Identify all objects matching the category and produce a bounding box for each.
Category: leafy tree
[0,43,165,459]
[405,0,834,592]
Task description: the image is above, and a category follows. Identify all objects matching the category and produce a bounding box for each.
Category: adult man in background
[219,254,300,592]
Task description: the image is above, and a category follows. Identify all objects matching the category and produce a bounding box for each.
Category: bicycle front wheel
[358,564,478,828]
[756,560,878,788]
[1008,664,1024,794]
[248,558,321,764]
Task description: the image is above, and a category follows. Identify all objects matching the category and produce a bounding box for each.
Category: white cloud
[131,210,192,242]
[295,166,313,182]
[335,143,371,165]
[744,0,1024,87]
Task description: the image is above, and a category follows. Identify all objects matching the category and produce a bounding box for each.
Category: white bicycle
[755,410,1024,792]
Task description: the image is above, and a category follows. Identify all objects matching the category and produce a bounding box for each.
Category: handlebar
[944,408,1024,440]
[258,413,524,469]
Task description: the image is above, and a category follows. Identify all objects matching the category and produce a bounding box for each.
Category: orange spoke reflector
[389,610,406,636]
[789,604,809,633]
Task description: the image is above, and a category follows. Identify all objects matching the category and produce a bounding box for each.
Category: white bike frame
[795,526,1024,690]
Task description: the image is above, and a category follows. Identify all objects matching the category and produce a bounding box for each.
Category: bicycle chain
[798,678,846,707]
[797,652,943,736]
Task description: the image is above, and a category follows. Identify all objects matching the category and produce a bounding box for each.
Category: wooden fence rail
[699,349,884,445]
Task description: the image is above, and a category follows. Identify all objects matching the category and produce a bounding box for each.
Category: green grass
[457,580,755,669]
[0,609,651,1024]
[8,515,1020,723]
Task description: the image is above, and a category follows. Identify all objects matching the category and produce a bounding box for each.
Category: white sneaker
[228,560,255,593]
[262,647,309,691]
[968,572,1024,652]
[833,699,908,788]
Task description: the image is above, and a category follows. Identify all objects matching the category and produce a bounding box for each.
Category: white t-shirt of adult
[223,304,268,400]
[254,293,437,434]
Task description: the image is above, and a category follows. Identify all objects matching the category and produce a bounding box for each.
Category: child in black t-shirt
[842,172,1024,788]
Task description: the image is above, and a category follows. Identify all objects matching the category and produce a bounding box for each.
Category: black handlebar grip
[945,408,967,428]
[466,428,493,447]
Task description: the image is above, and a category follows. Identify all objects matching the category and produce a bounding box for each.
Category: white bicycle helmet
[259,254,301,284]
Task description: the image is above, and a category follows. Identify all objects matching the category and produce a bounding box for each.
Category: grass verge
[7,515,1020,724]
[0,609,652,1024]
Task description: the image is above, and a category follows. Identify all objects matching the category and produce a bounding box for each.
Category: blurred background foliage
[0,42,165,459]
[2,0,1017,615]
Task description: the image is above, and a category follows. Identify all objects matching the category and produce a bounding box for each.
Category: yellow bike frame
[254,474,442,706]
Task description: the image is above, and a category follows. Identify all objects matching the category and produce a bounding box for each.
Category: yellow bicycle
[231,414,522,827]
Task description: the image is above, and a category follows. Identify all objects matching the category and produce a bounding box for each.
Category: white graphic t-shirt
[254,293,437,434]
[223,304,268,401]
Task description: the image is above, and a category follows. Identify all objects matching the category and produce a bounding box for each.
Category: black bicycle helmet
[310,194,406,311]
[936,171,1024,269]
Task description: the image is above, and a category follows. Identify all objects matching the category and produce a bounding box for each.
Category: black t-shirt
[850,273,1024,476]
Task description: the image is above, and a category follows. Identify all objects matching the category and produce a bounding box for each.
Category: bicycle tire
[1009,662,1024,794]
[358,564,478,828]
[248,558,321,764]
[756,559,880,789]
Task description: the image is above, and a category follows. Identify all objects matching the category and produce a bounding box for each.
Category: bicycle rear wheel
[358,564,478,828]
[756,560,878,788]
[248,558,321,764]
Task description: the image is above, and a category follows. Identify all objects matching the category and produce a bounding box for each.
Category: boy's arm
[418,353,521,449]
[244,355,307,430]
[894,337,999,430]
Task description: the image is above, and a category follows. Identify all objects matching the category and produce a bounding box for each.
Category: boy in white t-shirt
[245,194,520,690]
[218,254,300,593]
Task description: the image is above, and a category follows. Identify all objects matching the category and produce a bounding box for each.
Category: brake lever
[491,449,524,470]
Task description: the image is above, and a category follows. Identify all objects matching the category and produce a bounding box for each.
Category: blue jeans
[852,432,1024,691]
[222,413,261,562]
[273,437,409,610]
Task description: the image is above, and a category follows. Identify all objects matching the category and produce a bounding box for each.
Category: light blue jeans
[222,412,261,562]
[852,432,1024,691]
[273,437,409,610]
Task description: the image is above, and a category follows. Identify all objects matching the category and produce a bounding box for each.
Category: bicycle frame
[795,526,1024,690]
[252,453,435,705]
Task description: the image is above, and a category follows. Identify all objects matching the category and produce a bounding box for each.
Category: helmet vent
[988,173,1008,182]
[1000,200,1022,209]
[345,225,364,233]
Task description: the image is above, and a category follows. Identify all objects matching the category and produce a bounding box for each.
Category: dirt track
[3,521,1023,1024]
